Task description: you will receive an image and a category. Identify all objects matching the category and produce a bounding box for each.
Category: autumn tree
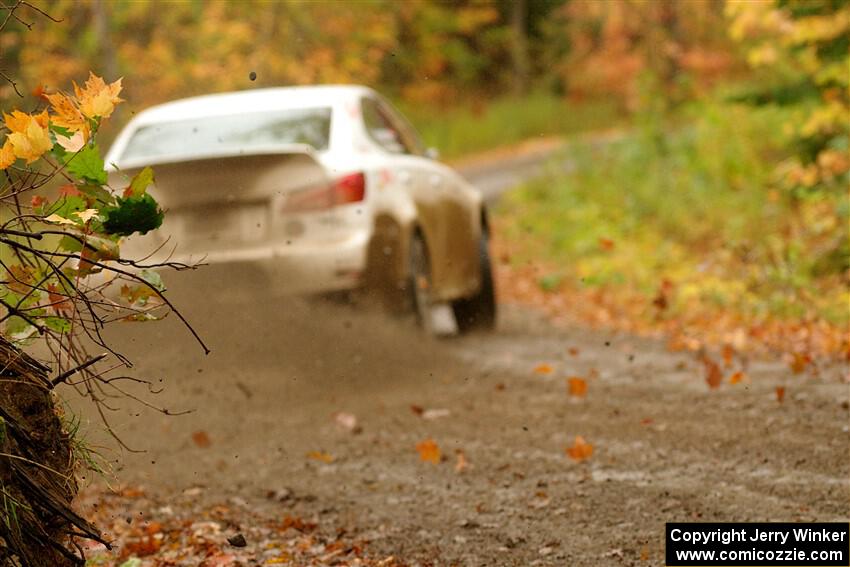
[727,0,849,277]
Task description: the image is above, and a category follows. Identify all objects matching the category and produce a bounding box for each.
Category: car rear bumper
[179,231,370,294]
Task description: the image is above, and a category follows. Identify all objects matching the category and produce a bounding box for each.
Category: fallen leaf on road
[416,438,441,464]
[306,451,334,463]
[409,404,424,416]
[333,411,360,433]
[702,356,723,389]
[119,487,146,499]
[530,491,550,509]
[568,347,580,356]
[776,386,786,403]
[640,417,654,426]
[191,430,211,448]
[534,363,554,375]
[728,371,746,384]
[422,408,451,420]
[122,535,161,557]
[281,515,317,532]
[495,382,506,391]
[566,435,594,461]
[455,449,469,473]
[567,377,588,397]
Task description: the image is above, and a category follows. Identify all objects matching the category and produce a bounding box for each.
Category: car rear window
[120,107,332,162]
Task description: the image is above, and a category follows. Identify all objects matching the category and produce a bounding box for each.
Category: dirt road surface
[71,155,850,566]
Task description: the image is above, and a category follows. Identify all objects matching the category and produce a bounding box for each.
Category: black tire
[408,232,435,333]
[453,232,497,333]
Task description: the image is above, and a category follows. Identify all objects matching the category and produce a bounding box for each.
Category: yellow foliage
[45,91,89,140]
[0,141,14,170]
[3,110,51,164]
[73,72,123,120]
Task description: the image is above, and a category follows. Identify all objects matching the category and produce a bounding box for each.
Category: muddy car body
[105,85,495,332]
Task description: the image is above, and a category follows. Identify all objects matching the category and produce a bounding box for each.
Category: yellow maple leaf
[45,91,90,141]
[74,73,124,120]
[306,450,334,463]
[4,110,51,164]
[0,140,14,170]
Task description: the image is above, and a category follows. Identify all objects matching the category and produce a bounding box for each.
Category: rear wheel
[408,232,460,336]
[453,231,497,333]
[408,232,435,334]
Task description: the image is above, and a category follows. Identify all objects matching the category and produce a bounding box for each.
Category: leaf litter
[77,485,410,566]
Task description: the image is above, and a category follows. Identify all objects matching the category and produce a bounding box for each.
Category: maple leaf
[533,363,554,375]
[776,386,786,403]
[74,72,124,119]
[728,371,746,384]
[191,430,211,448]
[6,265,34,294]
[702,356,723,389]
[567,376,588,397]
[56,130,86,152]
[4,110,51,163]
[306,451,334,463]
[416,438,441,464]
[31,84,47,100]
[73,208,100,223]
[566,435,594,461]
[45,91,90,140]
[43,213,76,225]
[0,140,14,170]
[455,449,469,473]
[47,283,72,314]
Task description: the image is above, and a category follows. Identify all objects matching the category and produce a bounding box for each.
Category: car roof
[129,85,376,124]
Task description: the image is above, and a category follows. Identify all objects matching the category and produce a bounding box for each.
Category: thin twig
[50,353,107,388]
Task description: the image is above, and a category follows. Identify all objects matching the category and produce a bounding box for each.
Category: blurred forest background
[2,0,847,357]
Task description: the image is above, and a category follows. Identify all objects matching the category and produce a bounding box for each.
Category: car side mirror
[425,147,440,160]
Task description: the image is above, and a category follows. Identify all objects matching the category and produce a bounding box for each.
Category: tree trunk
[510,0,530,96]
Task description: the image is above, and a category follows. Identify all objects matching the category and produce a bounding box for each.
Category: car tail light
[281,172,366,213]
[333,171,366,205]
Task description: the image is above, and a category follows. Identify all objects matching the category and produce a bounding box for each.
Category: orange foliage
[565,436,594,461]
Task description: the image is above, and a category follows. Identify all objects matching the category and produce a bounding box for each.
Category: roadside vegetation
[495,1,849,360]
[405,93,620,159]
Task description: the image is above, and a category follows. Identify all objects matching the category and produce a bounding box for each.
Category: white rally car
[105,85,495,334]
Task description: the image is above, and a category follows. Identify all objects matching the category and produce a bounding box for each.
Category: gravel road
[71,153,850,566]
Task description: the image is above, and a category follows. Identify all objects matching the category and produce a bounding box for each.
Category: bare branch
[50,352,107,388]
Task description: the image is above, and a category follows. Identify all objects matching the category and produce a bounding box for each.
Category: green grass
[497,98,849,325]
[400,91,622,159]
